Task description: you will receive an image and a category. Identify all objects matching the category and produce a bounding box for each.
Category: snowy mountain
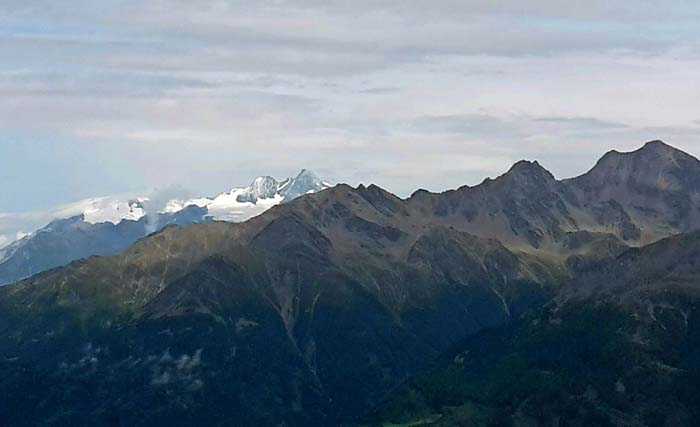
[0,197,147,250]
[0,170,332,285]
[164,169,331,222]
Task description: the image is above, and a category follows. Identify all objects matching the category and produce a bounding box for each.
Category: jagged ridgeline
[2,141,700,426]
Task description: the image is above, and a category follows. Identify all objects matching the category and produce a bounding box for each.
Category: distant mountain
[2,141,700,426]
[0,206,208,287]
[0,170,331,286]
[165,169,331,221]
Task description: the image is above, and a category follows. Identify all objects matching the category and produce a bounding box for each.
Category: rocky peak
[236,176,280,203]
[638,139,679,154]
[250,176,279,196]
[600,140,690,165]
[355,184,407,216]
[573,140,700,193]
[234,170,331,204]
[279,169,331,201]
[507,160,552,176]
[495,160,557,191]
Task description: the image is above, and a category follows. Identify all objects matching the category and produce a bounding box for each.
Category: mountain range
[1,141,700,426]
[0,169,330,286]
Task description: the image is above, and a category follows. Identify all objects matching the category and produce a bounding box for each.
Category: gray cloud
[4,1,699,80]
[358,87,401,95]
[412,114,522,137]
[0,70,217,98]
[1,0,700,217]
[412,114,629,139]
[534,117,629,130]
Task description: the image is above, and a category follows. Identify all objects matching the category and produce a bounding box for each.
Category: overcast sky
[2,0,700,214]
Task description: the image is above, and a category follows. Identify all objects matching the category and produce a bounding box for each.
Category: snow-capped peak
[81,198,147,224]
[236,176,280,204]
[165,169,331,222]
[0,170,332,252]
[278,169,330,201]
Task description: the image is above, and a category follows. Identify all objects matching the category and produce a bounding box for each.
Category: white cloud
[2,0,700,214]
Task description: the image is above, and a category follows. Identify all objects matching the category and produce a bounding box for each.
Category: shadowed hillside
[2,141,700,426]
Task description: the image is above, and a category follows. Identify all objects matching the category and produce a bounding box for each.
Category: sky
[2,0,700,221]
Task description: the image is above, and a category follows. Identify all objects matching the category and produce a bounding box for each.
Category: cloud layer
[2,0,700,216]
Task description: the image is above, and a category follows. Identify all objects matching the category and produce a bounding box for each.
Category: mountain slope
[0,184,558,426]
[371,229,700,427]
[2,141,700,425]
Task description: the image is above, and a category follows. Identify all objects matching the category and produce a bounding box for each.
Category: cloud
[1,0,700,219]
[411,114,629,144]
[359,87,401,95]
[0,70,217,98]
[4,1,699,80]
[150,348,203,390]
[412,114,522,137]
[534,117,628,130]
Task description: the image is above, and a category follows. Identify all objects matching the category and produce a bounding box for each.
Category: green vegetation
[370,301,700,426]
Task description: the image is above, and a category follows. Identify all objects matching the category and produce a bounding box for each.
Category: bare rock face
[573,140,700,195]
[567,140,700,242]
[407,140,700,251]
[406,159,579,251]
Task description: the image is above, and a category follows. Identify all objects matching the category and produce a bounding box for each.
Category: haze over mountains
[0,169,330,286]
[2,141,700,426]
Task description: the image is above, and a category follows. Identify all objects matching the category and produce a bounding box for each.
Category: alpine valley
[2,141,700,426]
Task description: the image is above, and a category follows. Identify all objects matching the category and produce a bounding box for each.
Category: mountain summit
[567,140,700,242]
[278,169,330,201]
[574,140,700,192]
[167,169,331,221]
[234,170,330,204]
[405,140,700,250]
